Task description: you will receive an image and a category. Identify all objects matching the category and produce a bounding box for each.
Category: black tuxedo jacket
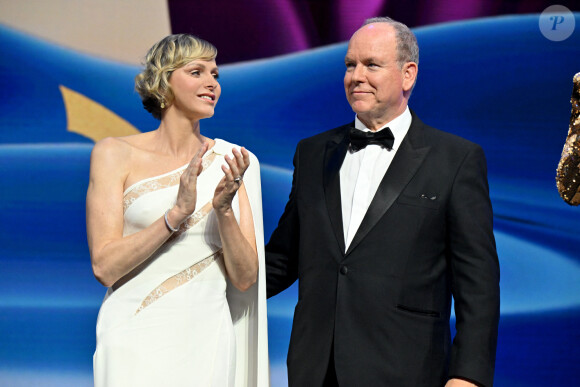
[266,112,500,387]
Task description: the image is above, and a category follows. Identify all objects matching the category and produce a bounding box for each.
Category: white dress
[93,139,269,387]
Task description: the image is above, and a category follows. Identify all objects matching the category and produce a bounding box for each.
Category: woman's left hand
[213,147,250,214]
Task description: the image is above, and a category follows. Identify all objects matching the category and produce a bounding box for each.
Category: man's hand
[445,378,478,387]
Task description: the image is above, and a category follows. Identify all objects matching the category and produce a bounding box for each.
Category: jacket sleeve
[447,144,500,387]
[265,142,301,298]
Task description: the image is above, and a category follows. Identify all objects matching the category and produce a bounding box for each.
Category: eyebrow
[184,62,219,72]
[346,56,384,65]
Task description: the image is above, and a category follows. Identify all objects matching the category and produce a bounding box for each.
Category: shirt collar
[353,106,412,151]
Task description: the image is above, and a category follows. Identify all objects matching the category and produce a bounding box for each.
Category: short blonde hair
[135,34,217,119]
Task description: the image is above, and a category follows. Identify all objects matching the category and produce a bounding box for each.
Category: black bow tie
[348,127,394,152]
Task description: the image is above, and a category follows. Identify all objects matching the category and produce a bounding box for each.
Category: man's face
[344,23,415,130]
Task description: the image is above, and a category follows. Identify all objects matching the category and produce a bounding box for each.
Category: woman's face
[168,59,220,120]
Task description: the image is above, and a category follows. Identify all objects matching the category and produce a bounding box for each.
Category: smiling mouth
[199,95,215,101]
[351,91,371,97]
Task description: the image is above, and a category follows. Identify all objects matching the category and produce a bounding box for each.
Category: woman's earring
[160,100,166,109]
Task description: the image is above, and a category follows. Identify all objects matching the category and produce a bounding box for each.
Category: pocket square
[420,194,437,201]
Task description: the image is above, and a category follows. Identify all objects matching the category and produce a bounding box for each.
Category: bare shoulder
[90,136,131,168]
[91,131,155,164]
[88,135,145,186]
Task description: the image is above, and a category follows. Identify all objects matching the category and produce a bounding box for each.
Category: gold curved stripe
[59,85,141,142]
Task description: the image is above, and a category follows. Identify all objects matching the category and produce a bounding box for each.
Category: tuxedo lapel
[323,125,351,256]
[346,114,431,256]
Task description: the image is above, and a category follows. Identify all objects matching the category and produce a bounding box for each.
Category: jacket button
[340,266,348,275]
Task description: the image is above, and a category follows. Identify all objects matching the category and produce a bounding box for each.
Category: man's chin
[350,103,371,115]
[351,106,372,118]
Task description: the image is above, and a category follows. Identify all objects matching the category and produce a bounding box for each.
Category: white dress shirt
[340,107,412,251]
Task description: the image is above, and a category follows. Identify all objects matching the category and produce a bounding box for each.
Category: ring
[234,176,242,183]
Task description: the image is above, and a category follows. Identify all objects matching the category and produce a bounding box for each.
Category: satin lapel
[323,125,351,256]
[345,116,431,256]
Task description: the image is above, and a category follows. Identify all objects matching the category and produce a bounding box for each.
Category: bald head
[356,17,419,69]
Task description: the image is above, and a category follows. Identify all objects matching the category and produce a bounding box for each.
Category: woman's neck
[153,115,208,159]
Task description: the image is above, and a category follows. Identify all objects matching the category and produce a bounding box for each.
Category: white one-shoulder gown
[93,139,269,387]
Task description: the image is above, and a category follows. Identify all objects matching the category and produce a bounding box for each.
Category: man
[266,16,500,387]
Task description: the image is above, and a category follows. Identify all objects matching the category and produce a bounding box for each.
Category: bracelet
[164,209,180,232]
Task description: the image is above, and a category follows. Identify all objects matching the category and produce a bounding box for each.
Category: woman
[87,34,269,386]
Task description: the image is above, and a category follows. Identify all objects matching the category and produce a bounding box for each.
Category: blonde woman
[87,34,269,386]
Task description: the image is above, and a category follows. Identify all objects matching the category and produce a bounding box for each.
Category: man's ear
[402,62,418,92]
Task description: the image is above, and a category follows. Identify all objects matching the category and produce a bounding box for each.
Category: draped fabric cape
[228,142,270,386]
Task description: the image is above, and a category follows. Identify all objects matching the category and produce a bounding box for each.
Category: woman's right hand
[169,142,209,227]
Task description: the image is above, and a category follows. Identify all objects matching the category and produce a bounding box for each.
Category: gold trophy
[556,72,580,205]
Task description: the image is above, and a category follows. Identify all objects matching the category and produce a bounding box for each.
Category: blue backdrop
[1,14,579,386]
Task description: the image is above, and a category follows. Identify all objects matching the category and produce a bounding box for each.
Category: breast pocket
[396,193,440,209]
